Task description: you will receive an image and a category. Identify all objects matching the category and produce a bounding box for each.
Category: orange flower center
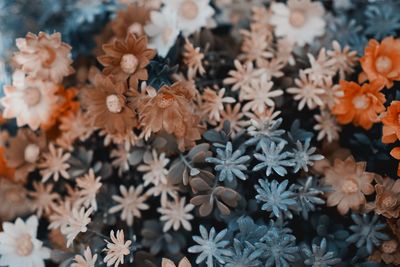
[128,23,143,36]
[352,94,369,110]
[16,233,34,256]
[179,0,199,20]
[289,10,306,28]
[24,87,42,107]
[24,143,40,163]
[120,54,139,74]
[342,179,359,194]
[106,94,123,113]
[375,55,392,74]
[157,93,175,108]
[382,194,398,209]
[381,240,398,254]
[42,45,57,68]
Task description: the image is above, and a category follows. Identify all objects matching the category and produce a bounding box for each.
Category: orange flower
[381,101,400,144]
[331,80,386,129]
[360,37,400,88]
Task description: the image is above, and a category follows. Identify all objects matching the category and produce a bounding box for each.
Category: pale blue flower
[291,177,325,220]
[291,139,324,173]
[302,238,341,267]
[224,239,263,267]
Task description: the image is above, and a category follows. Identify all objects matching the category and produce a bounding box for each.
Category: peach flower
[381,101,400,144]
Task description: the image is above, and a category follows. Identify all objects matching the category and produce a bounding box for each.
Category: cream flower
[144,9,180,57]
[109,185,149,226]
[163,0,215,36]
[146,181,179,207]
[303,48,336,85]
[111,145,130,176]
[158,197,194,232]
[314,110,341,143]
[240,74,283,113]
[48,200,73,230]
[1,70,58,130]
[270,0,325,47]
[29,182,60,218]
[39,143,71,182]
[137,150,169,186]
[217,103,249,137]
[162,257,192,267]
[0,216,50,267]
[327,40,358,80]
[103,230,132,267]
[201,87,235,124]
[75,169,102,211]
[13,32,74,83]
[61,207,93,248]
[72,247,97,267]
[223,60,264,91]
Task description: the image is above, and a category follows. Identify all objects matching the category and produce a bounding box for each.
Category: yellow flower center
[289,10,306,28]
[16,234,34,256]
[342,180,359,194]
[382,240,398,254]
[24,143,40,163]
[382,194,398,209]
[127,23,143,36]
[352,94,369,110]
[179,0,199,20]
[375,55,392,74]
[120,54,139,74]
[106,94,123,113]
[24,87,42,107]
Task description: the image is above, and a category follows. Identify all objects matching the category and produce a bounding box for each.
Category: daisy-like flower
[158,197,194,232]
[332,80,386,130]
[162,257,192,267]
[183,39,205,79]
[240,25,273,64]
[109,185,149,226]
[58,110,94,144]
[0,216,51,267]
[146,180,179,207]
[103,230,132,267]
[217,103,249,137]
[314,110,341,143]
[75,169,102,211]
[137,150,169,186]
[13,32,74,83]
[327,40,358,80]
[111,145,130,176]
[29,182,60,218]
[81,74,137,135]
[97,33,156,88]
[303,48,336,85]
[48,199,73,230]
[39,143,71,182]
[163,0,215,36]
[287,71,325,110]
[291,139,324,173]
[256,58,285,80]
[381,101,400,144]
[61,206,93,248]
[144,9,180,57]
[4,128,46,183]
[360,36,400,88]
[110,4,150,39]
[320,77,343,110]
[201,87,235,124]
[1,70,58,130]
[240,74,283,113]
[223,60,264,91]
[321,156,375,215]
[72,247,98,267]
[270,0,325,47]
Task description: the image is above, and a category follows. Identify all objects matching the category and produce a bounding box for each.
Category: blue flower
[188,225,232,267]
[291,139,324,173]
[346,213,390,254]
[206,142,250,183]
[253,141,294,177]
[364,3,400,39]
[302,238,341,267]
[255,179,297,219]
[234,216,268,245]
[291,177,325,220]
[224,239,263,267]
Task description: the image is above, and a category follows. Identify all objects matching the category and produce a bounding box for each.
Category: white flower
[103,230,132,267]
[158,197,194,232]
[303,48,336,84]
[163,0,215,36]
[61,207,93,248]
[137,150,169,186]
[270,0,325,47]
[109,185,149,226]
[314,110,341,143]
[146,180,179,207]
[0,216,50,267]
[72,247,97,267]
[75,169,102,211]
[201,87,236,124]
[145,9,180,57]
[1,70,58,130]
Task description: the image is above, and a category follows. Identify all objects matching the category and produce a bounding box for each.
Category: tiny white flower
[158,197,195,232]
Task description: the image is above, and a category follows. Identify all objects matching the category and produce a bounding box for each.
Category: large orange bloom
[381,101,400,144]
[332,80,386,129]
[360,37,400,88]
